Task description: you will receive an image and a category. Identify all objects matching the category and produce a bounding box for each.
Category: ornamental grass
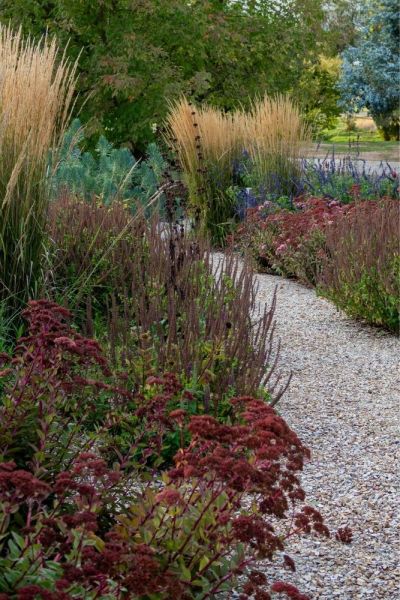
[165,95,310,243]
[241,94,311,194]
[0,25,77,318]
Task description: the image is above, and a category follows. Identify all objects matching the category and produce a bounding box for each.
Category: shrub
[166,95,310,244]
[296,156,399,204]
[320,198,400,332]
[236,197,349,286]
[51,119,172,214]
[0,300,341,599]
[0,26,77,319]
[48,197,285,415]
[235,195,399,331]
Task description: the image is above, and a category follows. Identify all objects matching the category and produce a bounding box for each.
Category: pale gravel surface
[254,273,400,599]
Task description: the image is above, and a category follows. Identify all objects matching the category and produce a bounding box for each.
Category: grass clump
[165,97,241,244]
[0,25,77,318]
[166,94,310,244]
[243,94,310,195]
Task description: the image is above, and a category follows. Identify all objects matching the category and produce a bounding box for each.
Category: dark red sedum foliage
[0,301,350,599]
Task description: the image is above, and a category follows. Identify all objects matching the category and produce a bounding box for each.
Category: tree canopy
[0,0,332,150]
[338,0,399,139]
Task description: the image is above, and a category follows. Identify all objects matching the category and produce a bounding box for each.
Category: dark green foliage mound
[0,0,330,150]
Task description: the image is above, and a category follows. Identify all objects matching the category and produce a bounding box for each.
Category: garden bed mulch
[253,271,399,599]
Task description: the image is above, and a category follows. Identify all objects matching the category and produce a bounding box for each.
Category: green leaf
[199,555,210,571]
[179,561,192,582]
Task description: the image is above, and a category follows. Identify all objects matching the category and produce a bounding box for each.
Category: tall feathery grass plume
[241,94,311,194]
[0,25,78,320]
[165,97,243,243]
[166,95,310,243]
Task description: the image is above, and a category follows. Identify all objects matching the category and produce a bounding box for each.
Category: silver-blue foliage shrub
[51,119,167,211]
[338,0,399,139]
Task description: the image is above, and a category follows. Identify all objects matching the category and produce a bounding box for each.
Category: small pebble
[216,255,400,600]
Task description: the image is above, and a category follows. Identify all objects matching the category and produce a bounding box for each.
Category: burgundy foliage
[48,197,286,411]
[0,301,350,598]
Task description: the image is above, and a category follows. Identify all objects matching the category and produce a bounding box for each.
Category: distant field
[311,141,399,162]
[310,117,399,162]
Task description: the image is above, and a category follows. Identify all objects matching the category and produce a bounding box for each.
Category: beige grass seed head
[0,24,78,309]
[166,93,310,210]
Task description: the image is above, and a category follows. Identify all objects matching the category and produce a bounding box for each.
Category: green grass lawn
[316,139,399,157]
[312,118,399,160]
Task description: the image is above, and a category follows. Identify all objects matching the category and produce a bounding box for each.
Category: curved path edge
[253,271,399,599]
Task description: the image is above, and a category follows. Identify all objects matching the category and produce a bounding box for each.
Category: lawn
[314,117,400,161]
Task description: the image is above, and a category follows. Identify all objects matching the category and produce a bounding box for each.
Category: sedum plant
[234,195,399,331]
[0,300,349,599]
[235,197,349,285]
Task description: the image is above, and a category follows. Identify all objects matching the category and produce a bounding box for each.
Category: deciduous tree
[0,0,327,149]
[338,0,399,139]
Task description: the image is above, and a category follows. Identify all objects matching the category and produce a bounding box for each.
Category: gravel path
[255,273,400,599]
